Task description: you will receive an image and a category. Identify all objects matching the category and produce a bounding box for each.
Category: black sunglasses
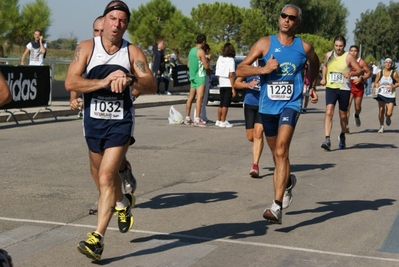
[280,13,297,21]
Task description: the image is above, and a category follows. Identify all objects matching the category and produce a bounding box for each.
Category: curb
[0,99,188,124]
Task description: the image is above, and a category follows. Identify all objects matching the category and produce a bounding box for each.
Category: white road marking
[1,216,399,263]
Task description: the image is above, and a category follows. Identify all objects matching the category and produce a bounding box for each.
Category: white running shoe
[263,201,282,224]
[219,121,233,128]
[378,126,384,133]
[282,174,297,209]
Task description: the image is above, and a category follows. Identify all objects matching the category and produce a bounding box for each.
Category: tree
[0,0,19,56]
[128,0,198,58]
[250,0,348,39]
[191,2,270,55]
[354,2,398,60]
[0,0,51,56]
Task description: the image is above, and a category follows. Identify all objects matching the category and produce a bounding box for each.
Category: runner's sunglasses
[280,13,297,21]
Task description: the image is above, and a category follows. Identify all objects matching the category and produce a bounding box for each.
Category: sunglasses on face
[280,13,297,21]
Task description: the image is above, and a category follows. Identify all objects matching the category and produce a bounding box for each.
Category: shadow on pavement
[275,198,396,233]
[135,191,238,209]
[96,220,267,265]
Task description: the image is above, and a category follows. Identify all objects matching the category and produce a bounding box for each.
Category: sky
[18,0,396,46]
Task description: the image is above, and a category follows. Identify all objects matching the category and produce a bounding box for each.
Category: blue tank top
[243,75,260,106]
[259,35,307,114]
[82,36,134,138]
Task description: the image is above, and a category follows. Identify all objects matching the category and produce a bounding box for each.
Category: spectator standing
[152,39,171,95]
[184,33,210,127]
[371,62,381,95]
[365,61,373,96]
[21,29,47,66]
[215,43,236,128]
[195,44,212,123]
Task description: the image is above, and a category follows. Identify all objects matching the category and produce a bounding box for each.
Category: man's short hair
[196,34,206,44]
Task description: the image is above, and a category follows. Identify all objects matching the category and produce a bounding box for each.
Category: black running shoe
[321,138,331,151]
[77,232,104,261]
[115,194,134,233]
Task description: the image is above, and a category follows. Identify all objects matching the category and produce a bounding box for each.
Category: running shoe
[115,194,134,233]
[119,160,137,194]
[89,201,98,215]
[282,174,297,209]
[77,232,104,261]
[262,201,282,224]
[378,126,384,133]
[249,163,259,178]
[215,120,221,126]
[338,133,346,149]
[354,114,361,127]
[184,117,193,125]
[194,119,208,127]
[219,121,233,128]
[386,116,391,126]
[321,138,331,151]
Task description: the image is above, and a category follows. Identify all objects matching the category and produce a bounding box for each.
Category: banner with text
[171,65,190,87]
[0,65,51,109]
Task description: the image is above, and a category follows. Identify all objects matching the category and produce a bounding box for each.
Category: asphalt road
[1,93,399,267]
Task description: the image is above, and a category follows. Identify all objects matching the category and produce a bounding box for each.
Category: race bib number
[267,80,294,100]
[378,85,394,96]
[90,94,124,120]
[330,72,344,83]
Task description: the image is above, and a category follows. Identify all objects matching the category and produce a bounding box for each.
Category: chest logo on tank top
[277,62,297,77]
[95,53,106,62]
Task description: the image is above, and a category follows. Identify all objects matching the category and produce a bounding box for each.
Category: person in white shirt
[215,43,236,128]
[21,29,47,66]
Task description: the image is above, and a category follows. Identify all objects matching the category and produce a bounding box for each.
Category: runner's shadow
[96,220,267,265]
[346,143,398,150]
[263,163,336,177]
[275,198,395,233]
[135,191,238,210]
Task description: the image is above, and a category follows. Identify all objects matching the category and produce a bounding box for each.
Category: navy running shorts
[260,108,299,137]
[85,134,135,153]
[325,87,351,112]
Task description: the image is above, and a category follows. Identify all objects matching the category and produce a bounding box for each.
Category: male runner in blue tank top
[236,4,319,224]
[65,1,156,261]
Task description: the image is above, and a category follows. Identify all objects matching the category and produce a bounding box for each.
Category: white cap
[385,58,393,62]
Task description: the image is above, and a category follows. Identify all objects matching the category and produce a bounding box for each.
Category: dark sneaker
[338,133,346,149]
[263,201,282,224]
[249,163,259,178]
[89,201,98,215]
[354,114,361,127]
[115,194,134,233]
[321,138,331,151]
[77,232,104,261]
[282,174,297,209]
[119,160,137,194]
[386,116,391,126]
